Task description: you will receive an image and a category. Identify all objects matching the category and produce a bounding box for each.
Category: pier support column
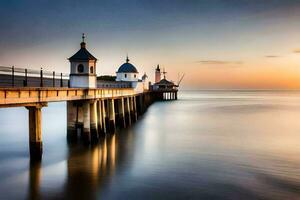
[125,97,131,126]
[129,97,136,123]
[101,100,107,134]
[97,100,104,136]
[90,101,98,143]
[117,98,126,128]
[138,95,143,115]
[133,96,138,121]
[82,102,91,144]
[26,104,46,160]
[108,99,116,133]
[67,101,78,142]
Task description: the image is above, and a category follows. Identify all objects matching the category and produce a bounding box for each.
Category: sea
[0,90,299,200]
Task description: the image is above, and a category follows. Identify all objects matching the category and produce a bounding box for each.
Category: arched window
[90,66,93,74]
[77,64,84,73]
[134,74,136,78]
[124,74,127,78]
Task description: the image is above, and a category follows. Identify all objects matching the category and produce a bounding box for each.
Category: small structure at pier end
[152,65,178,100]
[0,34,182,161]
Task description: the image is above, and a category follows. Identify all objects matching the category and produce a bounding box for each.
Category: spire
[82,33,85,42]
[80,33,86,48]
[156,64,160,71]
[126,54,130,63]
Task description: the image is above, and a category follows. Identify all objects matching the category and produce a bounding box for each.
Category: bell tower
[69,34,97,88]
[155,64,161,83]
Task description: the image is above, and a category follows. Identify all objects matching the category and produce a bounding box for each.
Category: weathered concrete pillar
[125,97,131,126]
[26,104,44,160]
[82,102,91,144]
[101,100,107,134]
[133,96,138,121]
[117,98,126,128]
[67,101,78,142]
[90,101,98,143]
[77,103,84,134]
[138,94,144,115]
[129,97,136,123]
[108,99,116,133]
[97,100,105,136]
[136,95,141,116]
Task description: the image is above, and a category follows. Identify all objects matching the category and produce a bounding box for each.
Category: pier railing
[0,66,69,88]
[0,66,133,89]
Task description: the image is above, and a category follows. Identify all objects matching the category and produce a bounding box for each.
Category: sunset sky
[1,0,300,89]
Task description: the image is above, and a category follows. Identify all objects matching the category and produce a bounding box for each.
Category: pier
[0,86,178,160]
[0,35,179,160]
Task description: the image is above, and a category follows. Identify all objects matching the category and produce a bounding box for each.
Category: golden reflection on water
[28,162,42,200]
[27,134,118,200]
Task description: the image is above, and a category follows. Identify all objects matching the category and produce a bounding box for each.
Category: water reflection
[2,91,300,199]
[28,162,42,200]
[26,130,133,200]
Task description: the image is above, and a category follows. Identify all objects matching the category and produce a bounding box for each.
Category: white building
[69,34,97,88]
[116,56,148,92]
[116,56,139,82]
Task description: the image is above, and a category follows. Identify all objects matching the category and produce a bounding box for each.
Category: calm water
[0,91,300,200]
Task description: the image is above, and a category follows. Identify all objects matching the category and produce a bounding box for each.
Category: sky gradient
[1,0,300,89]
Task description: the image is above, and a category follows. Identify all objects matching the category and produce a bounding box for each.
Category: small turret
[69,34,97,88]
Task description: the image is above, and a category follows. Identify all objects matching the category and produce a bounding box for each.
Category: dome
[117,63,138,73]
[117,56,138,73]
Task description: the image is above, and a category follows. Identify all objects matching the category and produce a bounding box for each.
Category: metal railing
[0,66,134,89]
[97,81,132,88]
[0,66,69,88]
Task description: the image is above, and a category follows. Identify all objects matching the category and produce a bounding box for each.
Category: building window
[134,74,136,78]
[125,74,127,78]
[90,66,93,74]
[78,64,84,73]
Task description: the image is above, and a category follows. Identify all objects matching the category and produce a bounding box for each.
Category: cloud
[196,60,243,65]
[265,55,280,58]
[293,49,300,53]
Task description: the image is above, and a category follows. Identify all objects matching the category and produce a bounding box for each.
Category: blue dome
[117,62,138,73]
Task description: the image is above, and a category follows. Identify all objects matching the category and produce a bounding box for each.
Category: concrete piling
[101,100,107,134]
[117,98,126,128]
[82,102,91,144]
[108,99,116,133]
[90,101,98,143]
[67,101,78,142]
[125,97,131,126]
[65,92,175,147]
[97,100,104,136]
[133,96,138,121]
[26,105,44,160]
[129,97,135,123]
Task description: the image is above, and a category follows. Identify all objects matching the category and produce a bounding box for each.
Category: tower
[69,34,97,88]
[155,64,161,83]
